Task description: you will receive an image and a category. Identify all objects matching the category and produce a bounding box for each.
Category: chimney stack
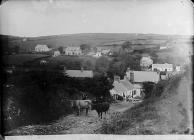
[114,75,120,82]
[64,66,66,71]
[123,74,128,81]
[129,71,134,83]
[127,67,130,72]
[81,67,84,72]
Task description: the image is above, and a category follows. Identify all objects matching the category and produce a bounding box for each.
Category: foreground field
[6,102,134,135]
[4,66,193,135]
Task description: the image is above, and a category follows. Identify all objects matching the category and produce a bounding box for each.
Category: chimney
[81,67,84,72]
[129,71,134,83]
[127,67,130,72]
[123,74,128,81]
[64,66,66,71]
[114,75,120,82]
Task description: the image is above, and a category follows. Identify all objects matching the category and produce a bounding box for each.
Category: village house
[175,65,181,72]
[35,44,51,52]
[110,75,144,101]
[110,76,134,101]
[159,46,168,50]
[93,52,102,57]
[126,68,160,84]
[53,50,60,57]
[65,46,82,55]
[64,67,93,78]
[101,49,110,55]
[152,63,173,72]
[40,60,47,65]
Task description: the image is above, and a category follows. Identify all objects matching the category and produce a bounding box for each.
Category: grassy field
[3,54,49,65]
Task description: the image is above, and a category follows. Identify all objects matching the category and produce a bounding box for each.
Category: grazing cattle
[70,100,92,116]
[91,102,110,119]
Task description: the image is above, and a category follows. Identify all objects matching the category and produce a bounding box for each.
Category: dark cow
[91,101,110,119]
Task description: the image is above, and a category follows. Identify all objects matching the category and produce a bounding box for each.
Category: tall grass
[99,73,185,134]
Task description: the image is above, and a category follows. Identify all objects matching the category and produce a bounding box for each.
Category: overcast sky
[0,0,193,37]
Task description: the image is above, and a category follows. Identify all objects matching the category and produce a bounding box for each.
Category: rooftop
[65,70,93,78]
[112,79,134,95]
[126,71,160,83]
[152,63,173,68]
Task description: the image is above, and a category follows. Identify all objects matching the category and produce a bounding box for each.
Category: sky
[0,0,193,37]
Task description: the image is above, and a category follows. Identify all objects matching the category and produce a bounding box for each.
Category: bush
[142,82,155,99]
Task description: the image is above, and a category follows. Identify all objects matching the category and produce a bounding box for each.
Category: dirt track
[7,102,134,135]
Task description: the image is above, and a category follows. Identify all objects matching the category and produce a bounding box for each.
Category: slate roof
[152,63,173,69]
[111,79,134,95]
[126,71,160,83]
[65,70,93,78]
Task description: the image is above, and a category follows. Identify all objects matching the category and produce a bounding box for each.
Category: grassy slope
[100,65,193,134]
[1,33,192,51]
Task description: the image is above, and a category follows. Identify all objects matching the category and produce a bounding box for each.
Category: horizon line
[0,32,193,38]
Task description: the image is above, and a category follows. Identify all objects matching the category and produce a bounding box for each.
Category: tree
[95,57,110,74]
[82,60,94,70]
[121,41,132,52]
[142,82,155,99]
[14,45,20,54]
[140,56,153,70]
[108,60,126,77]
[80,44,91,55]
[82,76,113,98]
[58,46,64,54]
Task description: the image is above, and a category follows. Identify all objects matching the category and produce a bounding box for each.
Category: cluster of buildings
[34,44,111,57]
[34,44,60,57]
[34,44,184,102]
[110,58,183,102]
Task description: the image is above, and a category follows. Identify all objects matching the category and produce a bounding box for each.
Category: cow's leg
[86,108,88,116]
[98,112,100,118]
[77,108,80,116]
[101,112,102,119]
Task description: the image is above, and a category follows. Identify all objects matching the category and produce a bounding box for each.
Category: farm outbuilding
[35,44,50,52]
[64,67,93,78]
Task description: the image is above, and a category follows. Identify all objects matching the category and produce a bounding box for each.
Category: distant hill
[0,33,193,52]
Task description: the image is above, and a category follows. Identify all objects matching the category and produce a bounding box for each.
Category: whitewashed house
[101,49,110,55]
[160,46,168,50]
[53,50,60,57]
[175,65,181,72]
[110,76,134,101]
[35,44,50,52]
[65,46,82,55]
[93,52,102,57]
[110,75,144,101]
[152,63,173,72]
[40,60,47,65]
